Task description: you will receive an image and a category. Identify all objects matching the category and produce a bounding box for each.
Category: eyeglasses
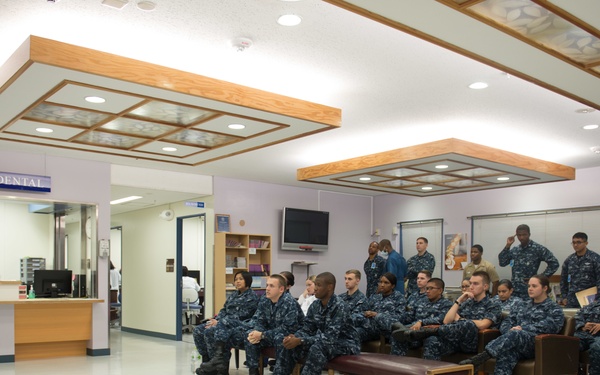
[425,287,441,291]
[571,241,586,245]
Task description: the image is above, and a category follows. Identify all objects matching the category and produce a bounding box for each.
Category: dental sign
[0,172,51,193]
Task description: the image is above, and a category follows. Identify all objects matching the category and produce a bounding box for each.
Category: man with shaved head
[283,272,360,375]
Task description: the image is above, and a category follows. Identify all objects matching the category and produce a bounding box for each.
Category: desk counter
[0,298,103,362]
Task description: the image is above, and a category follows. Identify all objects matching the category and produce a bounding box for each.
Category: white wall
[374,166,600,287]
[214,177,374,297]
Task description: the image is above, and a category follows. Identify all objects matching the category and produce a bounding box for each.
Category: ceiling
[1,0,600,211]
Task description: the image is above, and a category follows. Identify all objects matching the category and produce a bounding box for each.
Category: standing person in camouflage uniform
[406,237,436,296]
[560,232,600,308]
[226,274,300,375]
[283,272,360,375]
[356,272,406,342]
[460,274,564,374]
[406,270,431,311]
[380,239,408,294]
[194,271,258,374]
[338,269,367,325]
[399,271,501,360]
[574,298,600,375]
[498,224,559,299]
[390,277,452,356]
[363,241,386,298]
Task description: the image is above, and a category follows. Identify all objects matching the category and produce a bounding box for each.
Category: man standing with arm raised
[498,224,559,299]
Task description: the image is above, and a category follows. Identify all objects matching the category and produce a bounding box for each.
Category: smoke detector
[232,37,253,52]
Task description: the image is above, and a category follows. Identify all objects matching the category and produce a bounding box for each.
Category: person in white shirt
[298,275,317,315]
[110,261,121,292]
[182,266,201,304]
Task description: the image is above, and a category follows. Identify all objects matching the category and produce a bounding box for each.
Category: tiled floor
[0,327,337,375]
[0,328,247,375]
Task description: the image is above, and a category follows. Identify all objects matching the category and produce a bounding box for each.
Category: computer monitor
[33,269,73,298]
[188,270,201,285]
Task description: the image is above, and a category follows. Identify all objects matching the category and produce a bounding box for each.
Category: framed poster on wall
[215,214,231,233]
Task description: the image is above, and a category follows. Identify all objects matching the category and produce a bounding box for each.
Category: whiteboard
[399,219,443,279]
[472,208,600,281]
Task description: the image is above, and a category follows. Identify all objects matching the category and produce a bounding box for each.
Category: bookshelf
[214,232,271,312]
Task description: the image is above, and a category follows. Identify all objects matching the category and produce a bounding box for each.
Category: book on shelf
[248,264,270,276]
[235,257,246,268]
[226,239,243,247]
[249,239,270,248]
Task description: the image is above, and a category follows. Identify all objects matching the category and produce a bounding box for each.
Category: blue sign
[0,172,51,193]
[185,201,205,208]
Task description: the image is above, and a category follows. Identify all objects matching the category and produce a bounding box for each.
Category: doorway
[176,213,206,341]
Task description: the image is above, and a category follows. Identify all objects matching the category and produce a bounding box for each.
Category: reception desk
[0,298,103,362]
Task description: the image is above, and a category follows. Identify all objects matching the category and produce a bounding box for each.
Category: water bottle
[191,349,201,373]
[28,285,35,299]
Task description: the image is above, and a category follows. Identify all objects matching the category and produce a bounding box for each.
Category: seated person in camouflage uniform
[406,270,431,310]
[398,270,501,361]
[355,272,406,342]
[338,269,367,325]
[559,232,600,308]
[390,277,452,356]
[194,271,258,374]
[573,298,600,375]
[283,272,360,375]
[460,274,564,374]
[204,274,300,375]
[492,279,522,313]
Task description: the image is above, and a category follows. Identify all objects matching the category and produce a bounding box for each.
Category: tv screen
[281,207,329,252]
[33,269,73,298]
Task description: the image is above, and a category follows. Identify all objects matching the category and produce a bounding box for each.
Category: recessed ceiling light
[583,124,599,130]
[359,177,371,181]
[136,1,156,11]
[85,96,106,104]
[36,127,53,133]
[421,186,433,190]
[497,177,510,181]
[435,164,449,169]
[468,82,488,89]
[162,147,177,152]
[228,124,246,130]
[277,14,302,26]
[576,108,595,114]
[110,196,143,205]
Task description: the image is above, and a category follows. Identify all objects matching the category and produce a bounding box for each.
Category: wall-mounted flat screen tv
[281,207,329,252]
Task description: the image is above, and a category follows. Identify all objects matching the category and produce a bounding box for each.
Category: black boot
[248,368,260,375]
[195,368,217,375]
[406,327,439,341]
[200,342,227,373]
[391,324,409,341]
[459,350,492,371]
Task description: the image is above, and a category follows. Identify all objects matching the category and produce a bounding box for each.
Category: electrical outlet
[375,229,381,236]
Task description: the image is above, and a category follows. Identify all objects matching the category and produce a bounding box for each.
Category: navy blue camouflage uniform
[492,295,523,313]
[291,294,360,375]
[233,292,301,375]
[363,255,386,298]
[498,240,559,299]
[560,248,600,308]
[356,290,406,342]
[338,289,367,326]
[423,296,501,360]
[406,291,427,311]
[485,297,563,375]
[391,296,452,356]
[574,299,600,375]
[406,252,436,296]
[193,288,258,361]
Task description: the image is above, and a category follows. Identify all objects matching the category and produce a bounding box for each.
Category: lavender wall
[374,166,600,287]
[214,177,374,296]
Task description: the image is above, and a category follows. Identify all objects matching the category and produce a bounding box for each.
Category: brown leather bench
[325,353,473,375]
